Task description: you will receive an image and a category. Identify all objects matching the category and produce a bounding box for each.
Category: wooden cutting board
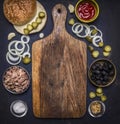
[32,4,87,118]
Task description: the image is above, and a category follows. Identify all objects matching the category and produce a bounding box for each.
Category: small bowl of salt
[10,100,28,117]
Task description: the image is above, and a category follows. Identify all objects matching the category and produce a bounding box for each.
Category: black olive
[95,70,100,74]
[102,81,108,85]
[108,63,113,70]
[100,77,104,81]
[91,65,96,70]
[102,70,106,76]
[103,75,109,81]
[96,75,100,80]
[99,65,103,70]
[109,70,114,76]
[95,80,101,85]
[91,75,96,81]
[95,63,101,67]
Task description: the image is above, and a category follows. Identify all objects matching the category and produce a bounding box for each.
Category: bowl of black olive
[88,59,116,87]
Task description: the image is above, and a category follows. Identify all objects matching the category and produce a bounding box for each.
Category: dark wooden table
[0,0,120,124]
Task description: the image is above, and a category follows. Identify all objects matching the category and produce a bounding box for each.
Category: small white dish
[10,100,28,118]
[88,100,105,118]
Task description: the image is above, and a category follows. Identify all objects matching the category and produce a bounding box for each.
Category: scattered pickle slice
[103,51,110,57]
[89,92,96,98]
[86,36,92,43]
[22,56,31,64]
[96,88,103,94]
[104,45,112,52]
[101,95,107,102]
[88,45,94,52]
[99,42,104,47]
[92,50,99,58]
[68,18,75,25]
[91,29,98,35]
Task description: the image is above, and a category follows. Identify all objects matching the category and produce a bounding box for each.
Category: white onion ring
[8,40,19,55]
[72,23,83,34]
[7,51,20,61]
[96,29,103,37]
[7,35,30,65]
[89,25,97,30]
[76,24,90,38]
[21,44,30,54]
[6,52,21,65]
[8,49,18,56]
[15,41,25,54]
[21,35,30,44]
[22,52,31,58]
[92,36,103,47]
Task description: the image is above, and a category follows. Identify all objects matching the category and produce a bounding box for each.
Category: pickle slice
[92,50,99,58]
[39,12,45,18]
[36,17,42,24]
[104,45,112,52]
[89,92,96,98]
[27,24,33,32]
[32,22,38,29]
[23,28,29,35]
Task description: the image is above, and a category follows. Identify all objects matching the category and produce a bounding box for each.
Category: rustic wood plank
[32,4,87,118]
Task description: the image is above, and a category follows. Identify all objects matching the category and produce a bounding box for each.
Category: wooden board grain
[32,4,87,118]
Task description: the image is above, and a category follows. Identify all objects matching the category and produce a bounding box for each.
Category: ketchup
[77,2,95,20]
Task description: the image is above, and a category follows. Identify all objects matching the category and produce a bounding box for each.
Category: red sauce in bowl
[77,2,96,21]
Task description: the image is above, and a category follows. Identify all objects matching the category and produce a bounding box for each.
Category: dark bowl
[88,58,116,87]
[2,66,30,94]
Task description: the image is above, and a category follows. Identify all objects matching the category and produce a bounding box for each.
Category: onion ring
[6,52,21,65]
[15,41,25,54]
[8,40,20,55]
[92,36,103,47]
[21,44,30,54]
[21,35,30,44]
[72,23,83,34]
[7,51,20,62]
[76,24,90,38]
[22,52,31,58]
[89,25,97,30]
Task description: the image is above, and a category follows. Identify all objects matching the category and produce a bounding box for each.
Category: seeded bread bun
[3,0,37,26]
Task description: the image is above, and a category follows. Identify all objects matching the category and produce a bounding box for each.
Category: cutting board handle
[52,4,67,33]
